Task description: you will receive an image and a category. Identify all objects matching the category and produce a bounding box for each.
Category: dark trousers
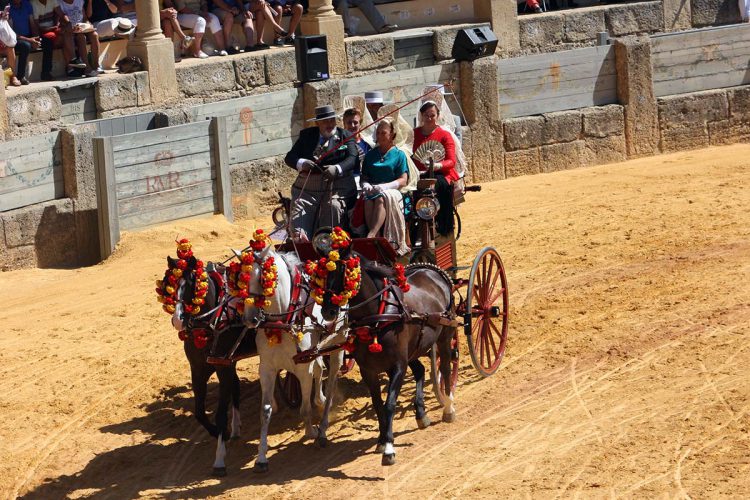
[41,36,54,77]
[435,174,455,236]
[14,40,31,78]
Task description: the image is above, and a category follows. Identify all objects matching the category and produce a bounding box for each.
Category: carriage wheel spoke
[482,323,492,368]
[489,320,506,356]
[485,263,501,304]
[486,320,499,363]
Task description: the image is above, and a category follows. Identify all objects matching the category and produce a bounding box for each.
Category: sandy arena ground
[1,144,748,499]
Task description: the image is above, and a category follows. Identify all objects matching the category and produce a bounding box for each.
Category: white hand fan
[412,140,445,164]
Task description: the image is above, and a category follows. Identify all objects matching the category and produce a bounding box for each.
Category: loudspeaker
[451,26,498,61]
[294,35,329,83]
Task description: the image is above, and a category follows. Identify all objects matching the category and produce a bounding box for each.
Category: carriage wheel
[430,328,459,407]
[275,370,302,409]
[465,247,509,377]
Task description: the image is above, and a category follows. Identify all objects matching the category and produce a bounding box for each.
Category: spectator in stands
[87,0,135,42]
[163,0,225,58]
[268,0,301,46]
[159,0,193,59]
[31,0,75,80]
[56,0,100,76]
[116,0,137,25]
[333,0,396,36]
[364,90,386,120]
[518,0,543,14]
[5,0,35,84]
[209,0,262,53]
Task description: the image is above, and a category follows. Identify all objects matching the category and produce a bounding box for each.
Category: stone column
[662,0,691,31]
[300,0,347,75]
[473,0,519,55]
[614,36,660,158]
[127,0,178,104]
[459,56,504,182]
[0,80,8,140]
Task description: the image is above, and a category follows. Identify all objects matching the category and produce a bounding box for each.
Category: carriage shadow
[19,368,457,499]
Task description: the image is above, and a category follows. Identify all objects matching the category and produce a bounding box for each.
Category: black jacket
[284,126,358,175]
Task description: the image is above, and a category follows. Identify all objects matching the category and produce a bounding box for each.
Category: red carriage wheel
[465,247,509,377]
[430,327,459,406]
[275,370,302,409]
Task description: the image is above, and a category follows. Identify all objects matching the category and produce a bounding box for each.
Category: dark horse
[317,250,458,465]
[167,256,255,476]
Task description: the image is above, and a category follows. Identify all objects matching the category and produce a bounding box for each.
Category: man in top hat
[284,104,359,241]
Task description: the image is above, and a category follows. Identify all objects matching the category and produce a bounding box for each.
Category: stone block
[473,0,519,54]
[563,9,606,43]
[728,86,750,119]
[6,88,61,126]
[134,71,152,106]
[615,36,659,157]
[504,116,544,151]
[519,15,564,49]
[663,0,692,30]
[582,105,625,138]
[0,244,36,271]
[303,79,341,123]
[459,57,501,125]
[230,156,296,219]
[606,1,664,36]
[95,74,138,112]
[708,119,734,146]
[657,90,729,129]
[659,125,709,152]
[234,54,266,88]
[691,0,741,26]
[504,148,540,177]
[542,110,581,144]
[580,135,627,166]
[346,36,394,70]
[176,59,237,97]
[540,141,581,173]
[265,49,297,86]
[0,80,8,140]
[464,123,504,182]
[432,24,487,61]
[61,124,98,209]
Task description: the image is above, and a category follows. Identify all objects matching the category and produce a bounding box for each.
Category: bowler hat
[306,105,338,122]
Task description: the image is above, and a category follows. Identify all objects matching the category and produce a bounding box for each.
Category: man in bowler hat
[285,104,359,241]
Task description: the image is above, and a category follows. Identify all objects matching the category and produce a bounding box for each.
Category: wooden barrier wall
[651,24,750,97]
[94,117,232,258]
[188,88,303,165]
[0,132,63,212]
[497,45,618,119]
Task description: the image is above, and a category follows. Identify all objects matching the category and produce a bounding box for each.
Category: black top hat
[307,105,338,122]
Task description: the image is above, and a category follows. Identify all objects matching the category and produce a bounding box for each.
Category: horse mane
[405,262,454,289]
[358,253,396,279]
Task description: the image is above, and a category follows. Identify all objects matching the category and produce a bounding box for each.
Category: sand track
[1,144,748,498]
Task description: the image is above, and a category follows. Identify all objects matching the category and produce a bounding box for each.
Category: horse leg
[408,359,430,429]
[212,365,234,476]
[297,364,318,440]
[317,351,342,448]
[382,362,406,466]
[230,370,241,439]
[254,362,276,473]
[191,362,218,437]
[439,327,457,423]
[361,367,387,452]
[313,356,327,411]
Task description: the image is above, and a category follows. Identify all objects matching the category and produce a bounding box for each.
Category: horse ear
[188,256,197,268]
[167,256,176,267]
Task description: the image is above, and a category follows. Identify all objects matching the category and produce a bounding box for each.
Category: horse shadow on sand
[19,368,470,499]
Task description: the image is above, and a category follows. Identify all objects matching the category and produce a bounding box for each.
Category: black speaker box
[451,26,498,61]
[294,35,329,83]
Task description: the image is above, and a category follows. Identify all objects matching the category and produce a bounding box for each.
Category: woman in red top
[412,100,458,234]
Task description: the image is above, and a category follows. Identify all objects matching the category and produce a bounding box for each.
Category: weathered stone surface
[474,0,519,54]
[61,124,97,208]
[346,36,394,70]
[504,116,544,151]
[519,15,564,48]
[127,37,178,105]
[660,125,709,152]
[230,156,296,219]
[691,0,741,26]
[460,57,501,125]
[580,135,627,166]
[542,110,581,144]
[541,141,581,173]
[95,74,138,111]
[582,105,625,138]
[708,119,734,146]
[504,148,540,177]
[657,90,729,129]
[615,36,659,157]
[302,79,341,122]
[433,23,488,61]
[464,123,504,182]
[6,88,61,126]
[663,0,692,30]
[0,243,36,271]
[0,80,8,140]
[265,49,297,86]
[563,9,606,43]
[134,71,152,106]
[728,87,750,119]
[234,54,266,88]
[176,59,237,96]
[606,1,664,36]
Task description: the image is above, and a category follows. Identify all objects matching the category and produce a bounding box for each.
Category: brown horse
[317,252,458,465]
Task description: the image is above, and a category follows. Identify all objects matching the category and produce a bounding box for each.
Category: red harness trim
[287,267,303,323]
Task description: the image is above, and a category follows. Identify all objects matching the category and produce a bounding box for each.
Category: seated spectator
[32,0,75,80]
[56,0,100,76]
[209,0,261,53]
[333,0,396,36]
[268,0,300,46]
[158,0,193,59]
[364,90,386,120]
[361,118,410,254]
[86,0,135,41]
[164,0,225,58]
[517,0,543,14]
[246,0,286,47]
[116,0,137,24]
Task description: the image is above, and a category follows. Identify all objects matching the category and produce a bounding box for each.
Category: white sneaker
[97,66,105,74]
[215,49,228,56]
[195,51,209,59]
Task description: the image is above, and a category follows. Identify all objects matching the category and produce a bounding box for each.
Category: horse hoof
[443,411,456,423]
[253,461,269,473]
[417,416,431,429]
[375,443,385,453]
[316,436,328,448]
[381,453,396,466]
[212,467,227,477]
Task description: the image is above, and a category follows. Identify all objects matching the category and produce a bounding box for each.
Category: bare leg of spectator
[287,3,302,38]
[203,12,226,53]
[74,32,88,71]
[4,47,21,86]
[221,11,234,50]
[254,7,268,45]
[88,32,101,72]
[242,13,257,50]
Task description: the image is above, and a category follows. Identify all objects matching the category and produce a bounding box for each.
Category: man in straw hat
[284,104,359,241]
